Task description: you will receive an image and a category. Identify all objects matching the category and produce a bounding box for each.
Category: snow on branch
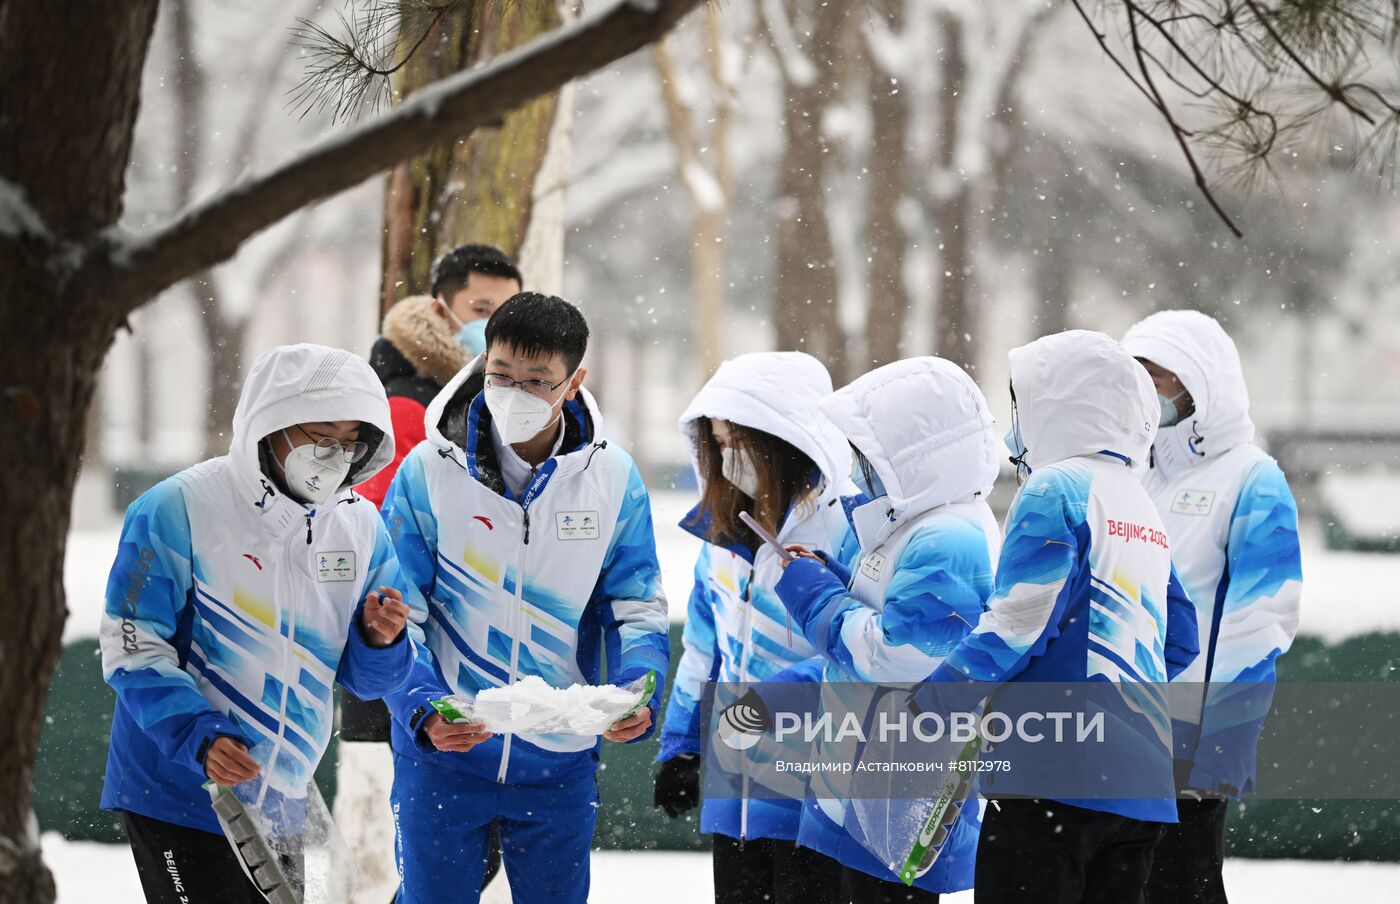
[0,178,49,240]
[93,0,706,310]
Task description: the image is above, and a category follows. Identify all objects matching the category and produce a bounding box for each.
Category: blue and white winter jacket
[1124,310,1303,797]
[380,359,669,785]
[658,351,854,842]
[772,357,1002,893]
[100,345,418,834]
[928,331,1200,824]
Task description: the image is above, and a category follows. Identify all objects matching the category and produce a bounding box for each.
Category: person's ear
[565,367,587,401]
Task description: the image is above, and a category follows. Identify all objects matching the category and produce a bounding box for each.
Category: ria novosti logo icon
[717,689,773,751]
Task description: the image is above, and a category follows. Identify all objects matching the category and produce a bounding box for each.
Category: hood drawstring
[582,440,609,472]
[1188,420,1207,457]
[256,480,275,510]
[437,446,467,472]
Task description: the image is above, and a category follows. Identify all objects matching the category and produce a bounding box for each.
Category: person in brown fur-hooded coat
[355,244,521,508]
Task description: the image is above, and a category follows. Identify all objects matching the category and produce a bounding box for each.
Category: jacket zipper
[738,573,754,843]
[497,501,532,784]
[257,512,309,807]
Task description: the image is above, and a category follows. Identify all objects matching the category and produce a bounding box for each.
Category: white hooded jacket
[660,352,853,840]
[100,345,416,833]
[931,331,1199,822]
[1123,311,1303,795]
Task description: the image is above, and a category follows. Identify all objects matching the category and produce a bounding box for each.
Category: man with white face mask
[99,344,418,904]
[381,293,670,904]
[1123,310,1304,904]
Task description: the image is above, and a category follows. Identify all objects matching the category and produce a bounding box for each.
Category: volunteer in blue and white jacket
[100,344,417,904]
[919,331,1199,904]
[772,357,1003,900]
[1124,310,1303,904]
[381,293,669,904]
[655,351,853,901]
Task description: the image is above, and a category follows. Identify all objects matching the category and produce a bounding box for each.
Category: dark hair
[429,244,523,299]
[852,443,879,494]
[688,420,819,549]
[484,292,590,373]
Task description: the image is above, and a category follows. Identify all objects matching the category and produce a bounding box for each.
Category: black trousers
[975,799,1165,904]
[1144,799,1229,904]
[841,864,941,903]
[123,811,274,904]
[712,834,844,904]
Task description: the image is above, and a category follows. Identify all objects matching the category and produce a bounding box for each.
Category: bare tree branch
[88,0,706,310]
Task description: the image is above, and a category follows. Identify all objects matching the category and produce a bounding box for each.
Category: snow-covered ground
[40,832,1400,903]
[62,490,1400,642]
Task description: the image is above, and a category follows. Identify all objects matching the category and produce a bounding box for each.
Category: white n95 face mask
[281,434,351,505]
[721,445,761,499]
[485,385,560,444]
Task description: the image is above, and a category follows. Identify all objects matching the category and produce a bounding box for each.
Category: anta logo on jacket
[381,359,670,785]
[99,344,417,835]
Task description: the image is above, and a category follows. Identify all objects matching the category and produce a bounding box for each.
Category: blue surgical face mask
[458,318,488,357]
[1004,421,1031,486]
[1157,390,1188,428]
[851,457,886,500]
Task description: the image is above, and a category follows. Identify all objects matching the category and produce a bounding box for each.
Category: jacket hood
[230,343,395,496]
[679,351,850,500]
[821,356,999,519]
[1008,330,1158,470]
[1122,309,1255,464]
[381,294,475,388]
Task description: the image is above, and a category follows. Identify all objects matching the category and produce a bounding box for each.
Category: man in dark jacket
[338,244,520,901]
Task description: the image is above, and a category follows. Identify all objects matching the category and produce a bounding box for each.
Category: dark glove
[654,753,702,819]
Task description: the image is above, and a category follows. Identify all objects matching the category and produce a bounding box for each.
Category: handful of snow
[431,672,655,736]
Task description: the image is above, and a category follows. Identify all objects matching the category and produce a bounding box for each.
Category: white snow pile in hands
[442,675,646,736]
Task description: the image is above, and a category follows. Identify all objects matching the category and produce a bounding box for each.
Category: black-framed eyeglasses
[294,425,369,463]
[484,371,572,400]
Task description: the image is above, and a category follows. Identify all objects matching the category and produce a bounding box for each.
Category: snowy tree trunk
[651,6,734,383]
[379,1,566,310]
[0,6,160,900]
[863,1,912,370]
[931,10,976,374]
[770,0,851,384]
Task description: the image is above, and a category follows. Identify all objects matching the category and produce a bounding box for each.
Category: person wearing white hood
[913,331,1200,904]
[1123,311,1303,904]
[772,357,1003,903]
[99,344,417,904]
[655,351,853,904]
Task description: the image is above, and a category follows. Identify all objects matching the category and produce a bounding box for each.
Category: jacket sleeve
[354,397,427,509]
[591,463,670,742]
[335,516,419,700]
[658,546,720,762]
[100,479,245,778]
[1187,459,1303,793]
[934,468,1086,684]
[1164,564,1200,681]
[379,450,454,743]
[775,522,992,683]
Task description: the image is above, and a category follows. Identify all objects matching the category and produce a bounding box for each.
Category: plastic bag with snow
[207,773,354,904]
[843,688,981,886]
[431,670,656,736]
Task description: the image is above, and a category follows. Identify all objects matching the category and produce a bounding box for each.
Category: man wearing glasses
[381,293,669,904]
[99,343,420,904]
